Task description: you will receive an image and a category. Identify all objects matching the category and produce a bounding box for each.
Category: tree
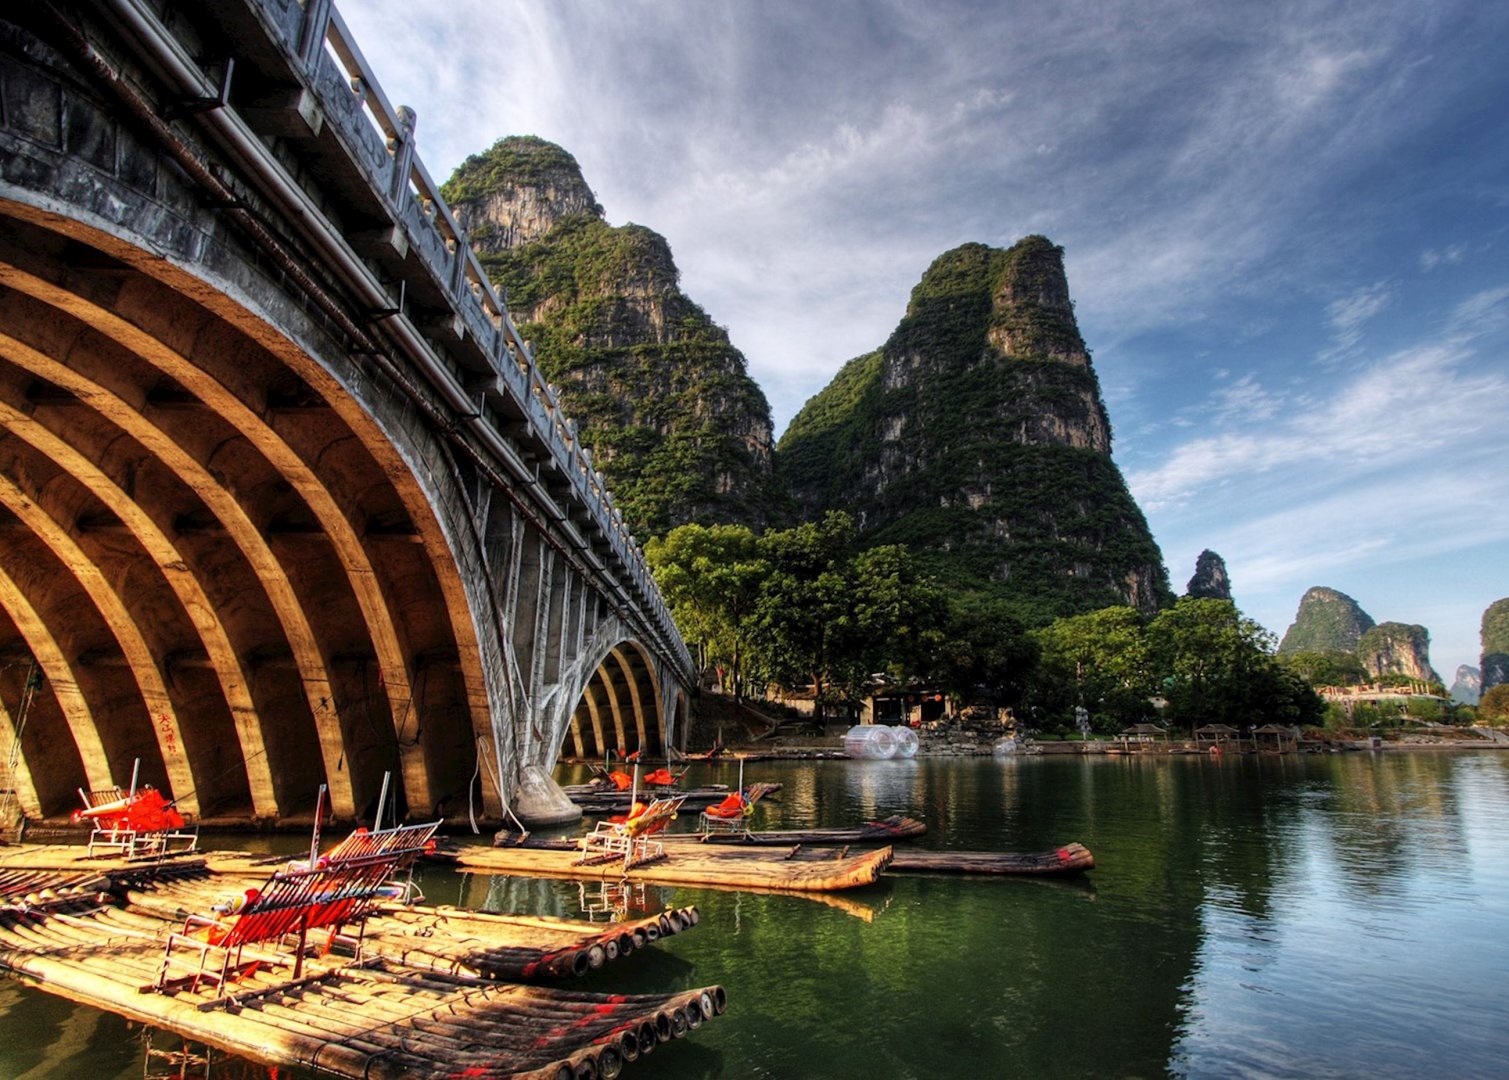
[1030,606,1156,729]
[1480,684,1509,724]
[646,523,767,697]
[747,512,857,707]
[929,600,1038,711]
[1148,598,1321,729]
[746,512,948,710]
[849,544,950,687]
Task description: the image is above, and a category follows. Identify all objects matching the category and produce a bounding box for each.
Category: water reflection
[3,752,1507,1078]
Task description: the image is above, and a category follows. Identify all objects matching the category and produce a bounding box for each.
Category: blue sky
[341,0,1509,680]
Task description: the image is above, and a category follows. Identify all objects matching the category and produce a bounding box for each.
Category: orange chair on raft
[599,765,680,790]
[576,795,686,870]
[697,783,779,835]
[696,761,772,835]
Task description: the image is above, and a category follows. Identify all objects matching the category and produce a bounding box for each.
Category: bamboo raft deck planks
[445,841,894,892]
[0,865,725,1079]
[124,869,703,981]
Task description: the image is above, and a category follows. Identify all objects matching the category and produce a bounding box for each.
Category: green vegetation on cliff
[1278,587,1375,655]
[445,138,783,536]
[1357,622,1438,684]
[779,236,1169,625]
[443,135,600,204]
[1482,598,1509,691]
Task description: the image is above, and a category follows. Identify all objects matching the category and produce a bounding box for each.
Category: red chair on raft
[150,819,439,997]
[75,782,198,859]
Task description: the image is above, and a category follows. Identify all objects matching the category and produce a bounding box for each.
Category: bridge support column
[511,762,580,827]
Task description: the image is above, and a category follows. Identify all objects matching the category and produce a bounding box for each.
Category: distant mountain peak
[1450,665,1481,705]
[1185,550,1231,600]
[444,135,604,253]
[1278,587,1375,655]
[779,234,1169,620]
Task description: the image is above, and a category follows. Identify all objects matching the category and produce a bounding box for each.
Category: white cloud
[1447,284,1509,339]
[1318,281,1394,364]
[1129,330,1508,512]
[1420,244,1467,272]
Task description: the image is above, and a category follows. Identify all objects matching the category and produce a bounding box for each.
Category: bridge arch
[0,0,693,830]
[0,208,489,823]
[556,638,687,763]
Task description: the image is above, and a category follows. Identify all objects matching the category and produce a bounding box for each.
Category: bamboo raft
[0,858,726,1078]
[484,831,1091,878]
[122,869,703,982]
[445,842,894,893]
[691,814,927,846]
[493,814,927,850]
[888,842,1095,876]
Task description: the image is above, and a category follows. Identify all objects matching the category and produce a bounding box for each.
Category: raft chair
[151,820,439,997]
[576,795,686,871]
[75,772,198,859]
[696,760,769,835]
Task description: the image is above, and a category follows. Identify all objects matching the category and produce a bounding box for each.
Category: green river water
[2,750,1506,1078]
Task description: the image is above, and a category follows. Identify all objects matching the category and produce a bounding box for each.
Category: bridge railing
[190,0,689,674]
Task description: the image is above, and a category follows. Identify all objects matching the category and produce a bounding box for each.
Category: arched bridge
[0,0,695,828]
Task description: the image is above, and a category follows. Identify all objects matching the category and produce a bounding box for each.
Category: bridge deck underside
[0,208,487,825]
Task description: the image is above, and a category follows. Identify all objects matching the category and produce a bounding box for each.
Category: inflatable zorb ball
[891,725,919,758]
[844,725,897,759]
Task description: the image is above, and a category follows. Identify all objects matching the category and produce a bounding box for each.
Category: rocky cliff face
[1357,622,1439,684]
[444,136,782,536]
[778,237,1170,621]
[445,136,602,253]
[1450,665,1481,705]
[1278,587,1375,655]
[1185,550,1231,600]
[1481,598,1509,693]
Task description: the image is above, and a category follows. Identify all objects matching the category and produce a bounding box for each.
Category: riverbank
[734,724,1509,759]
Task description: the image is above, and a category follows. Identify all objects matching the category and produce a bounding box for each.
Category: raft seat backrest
[320,820,439,869]
[580,796,685,869]
[220,821,440,947]
[154,821,440,993]
[620,796,683,838]
[81,786,126,810]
